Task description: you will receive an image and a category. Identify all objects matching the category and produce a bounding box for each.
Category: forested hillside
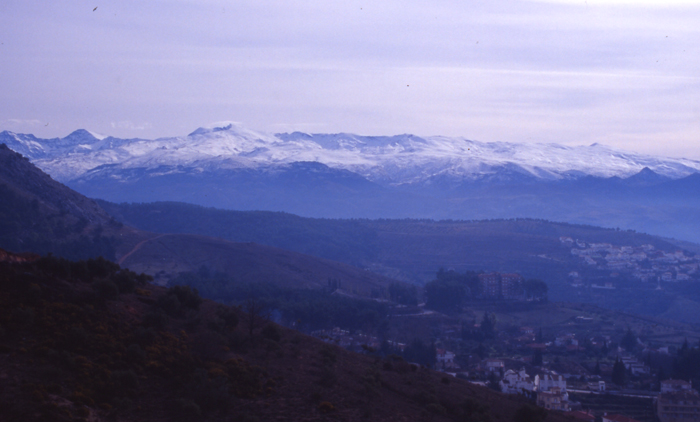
[0,145,121,260]
[0,249,560,422]
[100,201,700,323]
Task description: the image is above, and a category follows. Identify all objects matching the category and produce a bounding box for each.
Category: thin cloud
[110,121,152,131]
[2,119,44,127]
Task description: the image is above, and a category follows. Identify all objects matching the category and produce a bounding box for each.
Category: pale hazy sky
[1,0,699,158]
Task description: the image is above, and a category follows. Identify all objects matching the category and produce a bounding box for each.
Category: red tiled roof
[570,411,595,421]
[603,414,640,422]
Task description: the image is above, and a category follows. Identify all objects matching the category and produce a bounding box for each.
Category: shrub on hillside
[173,398,201,421]
[514,404,547,422]
[159,285,202,316]
[93,279,119,300]
[261,323,281,342]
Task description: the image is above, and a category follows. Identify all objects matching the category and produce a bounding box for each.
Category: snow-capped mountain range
[1,122,699,184]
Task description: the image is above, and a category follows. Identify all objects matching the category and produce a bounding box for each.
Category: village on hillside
[309,266,700,422]
[314,317,700,422]
[561,238,699,285]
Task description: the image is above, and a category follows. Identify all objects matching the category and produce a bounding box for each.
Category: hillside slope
[100,201,700,322]
[119,233,404,298]
[0,147,409,300]
[0,144,121,260]
[100,201,691,281]
[0,251,562,422]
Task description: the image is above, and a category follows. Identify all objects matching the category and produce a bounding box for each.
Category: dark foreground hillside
[0,144,121,261]
[0,249,565,422]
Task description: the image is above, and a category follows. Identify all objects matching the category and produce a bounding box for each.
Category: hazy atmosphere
[5,2,700,420]
[1,0,699,158]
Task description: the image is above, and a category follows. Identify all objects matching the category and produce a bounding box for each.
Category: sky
[1,0,699,159]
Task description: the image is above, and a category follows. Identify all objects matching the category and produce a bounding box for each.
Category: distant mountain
[3,123,700,183]
[622,167,671,186]
[3,123,700,243]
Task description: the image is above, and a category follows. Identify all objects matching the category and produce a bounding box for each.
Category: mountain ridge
[5,124,700,244]
[3,123,700,184]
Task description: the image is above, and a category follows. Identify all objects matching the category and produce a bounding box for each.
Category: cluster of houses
[499,367,579,411]
[311,321,700,421]
[485,359,700,422]
[561,238,699,284]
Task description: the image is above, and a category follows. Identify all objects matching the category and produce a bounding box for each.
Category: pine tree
[481,312,496,339]
[533,349,543,366]
[621,328,637,352]
[612,358,626,386]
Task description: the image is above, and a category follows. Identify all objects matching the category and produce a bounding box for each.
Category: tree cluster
[424,268,480,313]
[169,268,389,333]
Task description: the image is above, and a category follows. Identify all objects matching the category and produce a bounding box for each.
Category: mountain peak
[188,121,245,137]
[623,166,670,186]
[62,129,105,143]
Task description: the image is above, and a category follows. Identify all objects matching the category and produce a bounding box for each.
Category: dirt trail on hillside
[118,234,168,266]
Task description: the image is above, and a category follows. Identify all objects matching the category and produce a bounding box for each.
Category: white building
[437,349,456,369]
[536,372,567,393]
[661,379,693,393]
[500,368,535,394]
[485,359,505,372]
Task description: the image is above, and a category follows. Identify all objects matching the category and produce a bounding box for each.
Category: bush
[12,307,35,328]
[67,326,89,348]
[110,370,139,395]
[111,271,136,294]
[318,366,337,388]
[126,344,146,363]
[217,306,239,329]
[93,279,119,300]
[86,256,120,279]
[320,345,337,364]
[514,404,547,422]
[169,285,202,310]
[133,326,156,346]
[461,397,491,422]
[261,323,281,342]
[159,294,182,316]
[426,403,447,415]
[174,398,201,421]
[142,310,168,329]
[189,368,230,412]
[318,401,335,413]
[227,330,248,353]
[159,285,202,316]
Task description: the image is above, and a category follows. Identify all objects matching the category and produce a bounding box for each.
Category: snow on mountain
[2,123,700,184]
